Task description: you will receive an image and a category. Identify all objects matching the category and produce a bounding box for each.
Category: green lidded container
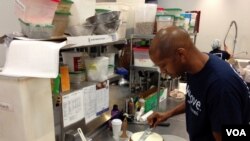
[56,0,74,13]
[52,11,71,37]
[164,8,182,16]
[144,89,164,113]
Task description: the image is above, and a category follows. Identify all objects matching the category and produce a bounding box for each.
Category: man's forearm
[166,101,186,117]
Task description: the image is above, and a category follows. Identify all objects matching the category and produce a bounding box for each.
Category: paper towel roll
[139,110,153,122]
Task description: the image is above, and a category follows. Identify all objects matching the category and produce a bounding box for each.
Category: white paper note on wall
[0,40,66,78]
[62,90,84,127]
[96,80,109,115]
[82,85,97,124]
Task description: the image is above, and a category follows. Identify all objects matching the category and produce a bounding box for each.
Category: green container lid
[95,9,111,14]
[156,14,175,18]
[174,15,185,20]
[55,11,71,16]
[61,0,74,4]
[19,18,54,28]
[165,8,182,11]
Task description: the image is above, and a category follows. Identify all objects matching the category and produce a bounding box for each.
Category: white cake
[130,131,163,141]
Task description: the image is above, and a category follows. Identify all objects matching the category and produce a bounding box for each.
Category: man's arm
[167,101,186,117]
[147,101,185,127]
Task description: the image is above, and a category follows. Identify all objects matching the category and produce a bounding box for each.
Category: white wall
[0,0,20,68]
[158,0,250,59]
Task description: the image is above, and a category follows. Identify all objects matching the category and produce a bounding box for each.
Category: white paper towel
[139,110,153,122]
[0,40,66,78]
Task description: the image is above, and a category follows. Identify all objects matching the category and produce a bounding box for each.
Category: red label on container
[73,57,82,71]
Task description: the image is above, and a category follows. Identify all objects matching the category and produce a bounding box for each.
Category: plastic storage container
[117,0,144,35]
[69,71,86,83]
[68,0,95,27]
[117,22,127,39]
[156,15,174,31]
[19,19,54,39]
[56,0,74,13]
[134,4,157,35]
[108,65,115,76]
[14,0,59,24]
[52,12,71,37]
[164,8,182,16]
[85,57,109,82]
[174,16,185,27]
[61,52,84,72]
[96,2,129,22]
[133,48,154,67]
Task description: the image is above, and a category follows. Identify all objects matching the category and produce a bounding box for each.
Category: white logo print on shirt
[187,85,202,116]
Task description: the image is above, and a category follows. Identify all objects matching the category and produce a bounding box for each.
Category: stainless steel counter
[55,84,189,141]
[90,94,189,141]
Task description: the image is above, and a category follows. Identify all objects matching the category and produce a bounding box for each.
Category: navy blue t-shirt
[186,54,250,141]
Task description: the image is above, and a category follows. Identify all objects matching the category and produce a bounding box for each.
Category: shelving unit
[129,34,162,111]
[54,34,127,141]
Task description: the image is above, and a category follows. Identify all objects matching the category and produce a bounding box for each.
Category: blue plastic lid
[116,67,128,75]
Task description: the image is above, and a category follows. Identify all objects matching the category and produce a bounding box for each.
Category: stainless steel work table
[89,86,189,141]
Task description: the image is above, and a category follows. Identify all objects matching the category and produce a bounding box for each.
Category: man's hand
[147,102,185,128]
[147,112,171,128]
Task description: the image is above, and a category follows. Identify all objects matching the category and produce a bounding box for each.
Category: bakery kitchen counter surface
[91,97,189,141]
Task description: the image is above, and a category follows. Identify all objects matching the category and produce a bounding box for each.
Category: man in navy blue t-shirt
[147,26,250,141]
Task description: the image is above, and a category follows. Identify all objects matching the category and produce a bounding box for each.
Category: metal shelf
[131,65,160,72]
[130,34,155,40]
[62,33,127,50]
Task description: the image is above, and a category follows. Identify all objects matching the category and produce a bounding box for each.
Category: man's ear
[176,48,186,63]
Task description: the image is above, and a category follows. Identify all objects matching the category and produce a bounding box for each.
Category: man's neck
[187,51,209,74]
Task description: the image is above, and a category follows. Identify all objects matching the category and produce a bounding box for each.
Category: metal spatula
[138,118,157,141]
[138,127,153,141]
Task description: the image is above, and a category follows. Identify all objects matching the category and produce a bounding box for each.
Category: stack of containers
[180,13,197,33]
[52,0,73,37]
[156,8,182,31]
[95,2,129,39]
[15,0,59,38]
[101,52,116,76]
[68,0,96,29]
[61,51,87,84]
[117,0,145,35]
[164,8,182,17]
[66,0,96,36]
[133,47,154,67]
[156,15,174,32]
[134,4,157,35]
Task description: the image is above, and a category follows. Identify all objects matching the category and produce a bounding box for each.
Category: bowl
[93,20,120,35]
[86,11,121,24]
[67,23,95,36]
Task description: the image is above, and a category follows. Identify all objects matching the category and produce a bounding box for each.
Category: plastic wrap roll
[139,110,153,122]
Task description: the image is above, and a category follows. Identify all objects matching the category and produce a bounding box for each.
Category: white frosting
[131,132,163,141]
